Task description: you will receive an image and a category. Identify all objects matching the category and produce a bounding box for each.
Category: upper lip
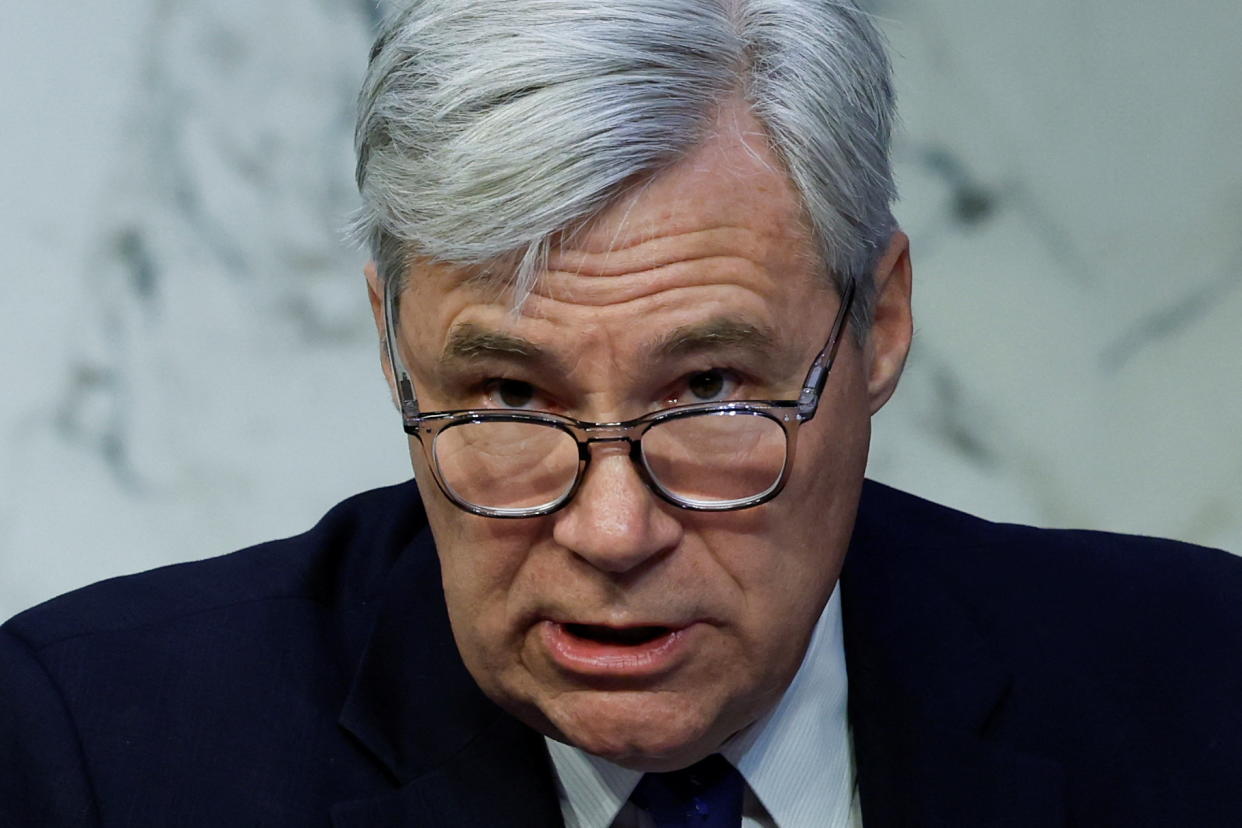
[546,617,690,630]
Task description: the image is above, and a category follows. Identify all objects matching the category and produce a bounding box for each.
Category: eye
[681,369,739,403]
[485,379,540,409]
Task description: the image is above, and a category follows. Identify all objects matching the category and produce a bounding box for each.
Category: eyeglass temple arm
[383,274,423,420]
[796,279,856,421]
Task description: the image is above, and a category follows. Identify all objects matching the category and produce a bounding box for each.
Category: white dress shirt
[546,584,862,827]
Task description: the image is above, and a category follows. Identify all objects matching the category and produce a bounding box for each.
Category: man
[3,1,1240,826]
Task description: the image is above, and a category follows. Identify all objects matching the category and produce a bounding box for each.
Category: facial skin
[366,102,913,772]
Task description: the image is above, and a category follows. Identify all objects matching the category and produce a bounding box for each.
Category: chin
[543,688,725,771]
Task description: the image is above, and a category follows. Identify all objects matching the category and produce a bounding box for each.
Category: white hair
[351,0,896,328]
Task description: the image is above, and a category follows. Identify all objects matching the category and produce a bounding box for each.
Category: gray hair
[352,0,896,329]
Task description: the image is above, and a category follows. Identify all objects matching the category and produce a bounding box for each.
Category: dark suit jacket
[2,480,1240,827]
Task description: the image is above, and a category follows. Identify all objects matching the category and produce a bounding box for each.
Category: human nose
[551,444,683,573]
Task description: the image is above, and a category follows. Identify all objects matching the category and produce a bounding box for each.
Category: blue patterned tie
[629,754,745,828]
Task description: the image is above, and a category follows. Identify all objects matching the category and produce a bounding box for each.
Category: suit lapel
[842,481,1067,827]
[334,525,563,827]
[330,712,563,828]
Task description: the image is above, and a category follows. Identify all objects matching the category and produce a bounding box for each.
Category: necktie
[629,754,745,828]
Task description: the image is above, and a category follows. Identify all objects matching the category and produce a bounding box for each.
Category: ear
[365,261,400,409]
[863,230,913,414]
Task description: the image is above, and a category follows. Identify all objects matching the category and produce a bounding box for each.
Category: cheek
[783,356,871,535]
[693,517,829,641]
[418,480,546,665]
[436,536,537,693]
[693,417,862,651]
[433,518,542,621]
[414,438,534,591]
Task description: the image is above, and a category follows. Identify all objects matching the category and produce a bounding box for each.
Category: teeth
[565,624,670,645]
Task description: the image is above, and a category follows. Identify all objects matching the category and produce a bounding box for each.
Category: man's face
[372,105,911,771]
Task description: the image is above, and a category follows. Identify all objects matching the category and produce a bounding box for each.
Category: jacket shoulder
[3,479,427,651]
[860,479,1242,664]
[0,480,432,826]
[856,478,1242,618]
[851,481,1242,823]
[856,480,1242,773]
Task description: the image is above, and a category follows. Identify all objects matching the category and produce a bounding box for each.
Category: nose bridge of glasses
[578,420,643,444]
[577,423,645,466]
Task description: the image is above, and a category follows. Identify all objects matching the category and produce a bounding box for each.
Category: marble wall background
[2,1,1239,618]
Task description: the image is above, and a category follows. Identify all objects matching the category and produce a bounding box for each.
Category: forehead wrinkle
[529,258,782,312]
[545,225,785,279]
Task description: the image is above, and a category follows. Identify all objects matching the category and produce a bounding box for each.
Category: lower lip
[539,621,692,678]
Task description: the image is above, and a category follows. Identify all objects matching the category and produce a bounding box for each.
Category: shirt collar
[546,584,854,828]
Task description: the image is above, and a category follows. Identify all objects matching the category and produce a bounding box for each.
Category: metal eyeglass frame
[383,276,855,518]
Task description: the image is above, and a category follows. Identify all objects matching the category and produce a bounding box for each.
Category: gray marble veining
[2,0,1238,617]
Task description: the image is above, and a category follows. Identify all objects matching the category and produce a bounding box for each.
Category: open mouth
[542,620,691,675]
[562,623,673,646]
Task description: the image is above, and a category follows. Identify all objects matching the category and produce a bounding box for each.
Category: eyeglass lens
[434,421,578,511]
[431,411,788,512]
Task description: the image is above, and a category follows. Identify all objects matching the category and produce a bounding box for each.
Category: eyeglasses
[384,278,854,518]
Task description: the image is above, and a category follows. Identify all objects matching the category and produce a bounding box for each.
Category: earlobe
[864,231,913,414]
[364,261,400,410]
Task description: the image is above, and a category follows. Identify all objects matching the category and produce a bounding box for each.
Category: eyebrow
[648,317,784,373]
[437,317,785,379]
[438,322,570,376]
